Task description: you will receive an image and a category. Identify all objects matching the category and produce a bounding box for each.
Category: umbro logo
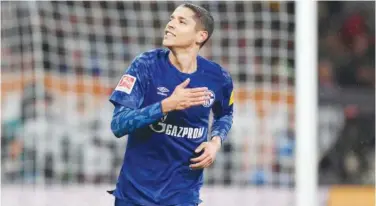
[157,87,169,96]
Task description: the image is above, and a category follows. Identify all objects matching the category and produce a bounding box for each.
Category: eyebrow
[170,15,188,21]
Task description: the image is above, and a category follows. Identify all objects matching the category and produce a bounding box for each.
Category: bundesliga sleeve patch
[115,74,136,94]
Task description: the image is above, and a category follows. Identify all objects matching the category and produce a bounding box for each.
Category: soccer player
[109,3,234,206]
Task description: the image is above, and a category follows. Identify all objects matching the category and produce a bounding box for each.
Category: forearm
[111,102,164,138]
[211,114,233,143]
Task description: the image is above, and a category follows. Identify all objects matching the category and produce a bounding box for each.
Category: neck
[168,47,199,74]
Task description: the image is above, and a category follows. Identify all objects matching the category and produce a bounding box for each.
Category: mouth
[164,30,175,37]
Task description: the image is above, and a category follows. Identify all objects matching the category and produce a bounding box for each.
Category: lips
[165,31,175,37]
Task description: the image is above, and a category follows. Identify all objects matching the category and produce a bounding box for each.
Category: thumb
[178,78,190,88]
[195,142,207,153]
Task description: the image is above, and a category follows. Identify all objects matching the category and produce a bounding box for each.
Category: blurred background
[1,1,375,206]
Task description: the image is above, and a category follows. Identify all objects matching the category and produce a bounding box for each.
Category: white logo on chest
[157,86,169,96]
[149,115,205,139]
[203,90,215,107]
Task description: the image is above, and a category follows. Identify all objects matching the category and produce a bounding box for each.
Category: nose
[167,20,176,29]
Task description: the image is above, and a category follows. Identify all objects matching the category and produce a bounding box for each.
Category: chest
[144,71,223,115]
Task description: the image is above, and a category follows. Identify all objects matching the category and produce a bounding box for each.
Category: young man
[109,3,234,206]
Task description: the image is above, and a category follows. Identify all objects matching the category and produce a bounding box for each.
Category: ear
[196,30,208,45]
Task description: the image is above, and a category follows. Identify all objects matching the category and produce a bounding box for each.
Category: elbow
[111,119,126,138]
[112,130,123,138]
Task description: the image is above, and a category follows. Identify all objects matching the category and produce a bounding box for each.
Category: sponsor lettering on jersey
[149,115,205,139]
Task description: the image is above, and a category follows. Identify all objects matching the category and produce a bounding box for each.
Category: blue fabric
[210,114,233,143]
[114,198,199,206]
[210,70,234,142]
[111,102,164,137]
[108,48,233,206]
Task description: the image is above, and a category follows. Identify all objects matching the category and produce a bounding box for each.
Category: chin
[162,40,174,48]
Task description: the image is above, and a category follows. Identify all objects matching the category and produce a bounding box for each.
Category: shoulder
[198,56,233,86]
[127,48,167,78]
[133,48,168,66]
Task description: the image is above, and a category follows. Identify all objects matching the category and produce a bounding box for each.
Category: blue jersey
[109,48,234,206]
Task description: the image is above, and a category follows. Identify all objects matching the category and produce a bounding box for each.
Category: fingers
[178,78,190,88]
[177,100,206,110]
[187,100,206,107]
[195,142,207,153]
[188,96,208,104]
[178,94,209,109]
[184,91,211,108]
[190,156,213,170]
[173,85,211,110]
[182,92,210,108]
[188,91,210,98]
[186,87,208,93]
[189,142,217,169]
[190,152,209,163]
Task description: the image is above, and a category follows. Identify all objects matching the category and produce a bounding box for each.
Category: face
[162,6,208,49]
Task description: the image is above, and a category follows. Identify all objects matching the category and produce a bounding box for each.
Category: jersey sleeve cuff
[151,101,165,120]
[211,131,225,144]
